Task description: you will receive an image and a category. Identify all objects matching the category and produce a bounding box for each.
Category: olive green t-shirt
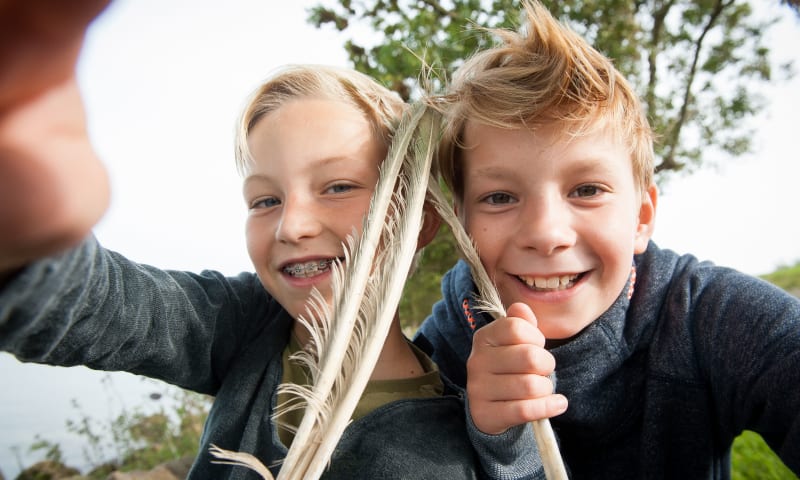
[276,334,444,447]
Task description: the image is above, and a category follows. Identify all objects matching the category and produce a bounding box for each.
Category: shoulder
[637,241,796,317]
[635,241,800,375]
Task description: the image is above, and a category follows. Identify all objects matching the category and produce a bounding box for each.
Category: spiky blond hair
[434,0,654,201]
[234,65,406,176]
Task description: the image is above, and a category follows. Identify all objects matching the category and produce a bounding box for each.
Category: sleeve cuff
[466,397,546,480]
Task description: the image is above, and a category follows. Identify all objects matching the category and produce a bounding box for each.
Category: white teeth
[519,274,579,291]
[283,259,335,278]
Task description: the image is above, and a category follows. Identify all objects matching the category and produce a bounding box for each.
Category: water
[0,353,175,479]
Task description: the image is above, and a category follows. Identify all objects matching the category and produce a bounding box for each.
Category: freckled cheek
[244,220,268,266]
[344,207,370,237]
[464,225,489,255]
[468,228,502,265]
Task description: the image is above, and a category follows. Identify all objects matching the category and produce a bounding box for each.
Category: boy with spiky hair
[415,1,800,478]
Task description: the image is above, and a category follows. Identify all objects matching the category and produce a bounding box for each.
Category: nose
[275,195,323,243]
[516,194,576,255]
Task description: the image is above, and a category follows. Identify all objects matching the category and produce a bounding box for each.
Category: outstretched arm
[0,0,111,280]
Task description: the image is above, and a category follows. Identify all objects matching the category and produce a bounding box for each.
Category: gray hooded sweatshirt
[414,241,800,479]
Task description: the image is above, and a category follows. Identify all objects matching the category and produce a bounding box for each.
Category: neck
[370,318,424,380]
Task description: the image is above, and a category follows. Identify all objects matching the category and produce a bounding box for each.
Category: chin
[540,317,592,341]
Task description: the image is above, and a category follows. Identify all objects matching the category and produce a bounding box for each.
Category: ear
[416,202,442,250]
[633,183,658,254]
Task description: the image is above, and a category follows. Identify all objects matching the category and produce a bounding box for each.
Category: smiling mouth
[282,258,341,278]
[517,273,582,291]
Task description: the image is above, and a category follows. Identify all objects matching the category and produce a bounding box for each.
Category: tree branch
[657,0,733,174]
[646,0,674,115]
[417,0,460,21]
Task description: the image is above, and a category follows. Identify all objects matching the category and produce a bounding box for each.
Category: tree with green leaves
[309,0,796,178]
[308,0,797,330]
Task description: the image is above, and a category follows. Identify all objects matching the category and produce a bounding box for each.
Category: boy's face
[459,121,656,339]
[242,98,384,321]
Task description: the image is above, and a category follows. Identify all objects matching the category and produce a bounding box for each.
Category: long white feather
[426,180,569,480]
[210,103,438,480]
[277,102,433,480]
[302,105,439,478]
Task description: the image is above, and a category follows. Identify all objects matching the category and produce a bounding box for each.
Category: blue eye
[252,197,281,209]
[483,192,515,205]
[328,183,355,194]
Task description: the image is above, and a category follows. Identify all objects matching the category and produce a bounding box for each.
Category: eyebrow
[243,155,375,185]
[469,166,517,180]
[562,157,618,178]
[243,172,274,187]
[472,156,619,180]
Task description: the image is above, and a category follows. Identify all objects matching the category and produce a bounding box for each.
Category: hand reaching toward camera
[0,0,111,279]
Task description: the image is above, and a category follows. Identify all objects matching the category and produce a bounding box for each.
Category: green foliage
[106,388,208,475]
[761,261,800,297]
[21,377,210,479]
[306,0,795,180]
[308,0,522,100]
[28,438,64,465]
[399,222,457,333]
[732,431,798,480]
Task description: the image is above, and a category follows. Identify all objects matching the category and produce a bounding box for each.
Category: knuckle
[510,400,537,422]
[505,317,528,339]
[517,344,542,371]
[466,352,483,372]
[518,374,551,398]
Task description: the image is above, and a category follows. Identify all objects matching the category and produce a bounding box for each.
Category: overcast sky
[1,1,798,476]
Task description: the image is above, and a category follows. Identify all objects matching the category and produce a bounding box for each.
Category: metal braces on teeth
[286,260,333,275]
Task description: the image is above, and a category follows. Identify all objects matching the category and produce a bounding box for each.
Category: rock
[15,460,80,480]
[161,457,193,479]
[106,466,176,480]
[105,456,194,480]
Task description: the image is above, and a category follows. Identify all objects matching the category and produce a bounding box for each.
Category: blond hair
[234,65,406,175]
[434,0,654,201]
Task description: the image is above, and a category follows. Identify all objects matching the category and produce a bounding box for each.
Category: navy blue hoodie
[414,241,800,479]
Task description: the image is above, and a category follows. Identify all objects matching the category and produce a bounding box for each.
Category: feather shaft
[303,106,439,478]
[427,180,569,480]
[278,103,432,480]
